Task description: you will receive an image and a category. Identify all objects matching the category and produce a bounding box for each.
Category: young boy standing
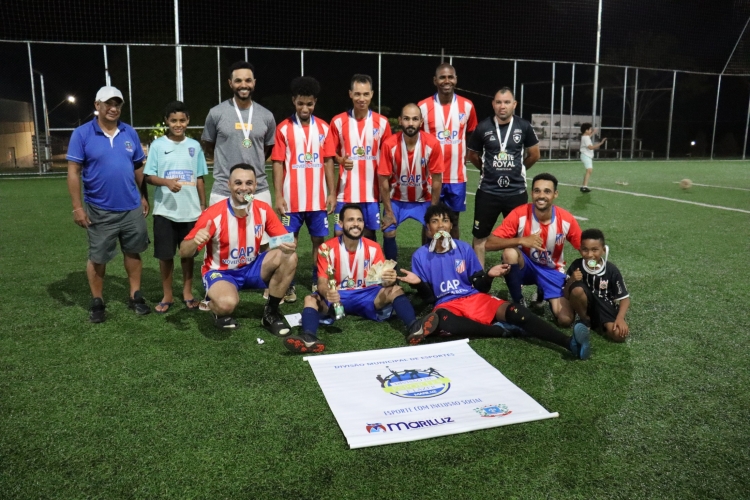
[145,101,208,312]
[579,123,606,193]
[564,228,630,342]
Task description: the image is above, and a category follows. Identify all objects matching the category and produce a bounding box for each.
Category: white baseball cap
[95,86,124,103]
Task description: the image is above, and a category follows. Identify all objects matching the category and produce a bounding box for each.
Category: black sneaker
[406,312,440,345]
[89,297,106,323]
[284,332,325,353]
[580,186,591,193]
[127,291,151,315]
[529,289,545,310]
[262,308,291,337]
[214,314,238,329]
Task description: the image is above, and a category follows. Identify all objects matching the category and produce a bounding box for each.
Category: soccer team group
[66,60,631,359]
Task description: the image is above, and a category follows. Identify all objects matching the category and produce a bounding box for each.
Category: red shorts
[433,293,505,325]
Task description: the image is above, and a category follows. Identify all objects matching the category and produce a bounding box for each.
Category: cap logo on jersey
[530,249,550,265]
[224,246,255,266]
[439,279,463,293]
[400,174,423,186]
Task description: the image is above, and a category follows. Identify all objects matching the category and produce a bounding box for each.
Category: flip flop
[155,301,173,314]
[183,299,200,310]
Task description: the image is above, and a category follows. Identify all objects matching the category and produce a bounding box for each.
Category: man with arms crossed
[486,173,581,327]
[67,86,151,322]
[282,203,426,354]
[418,63,477,239]
[467,87,540,268]
[180,165,297,334]
[378,104,443,261]
[399,203,591,359]
[272,76,337,301]
[330,74,392,241]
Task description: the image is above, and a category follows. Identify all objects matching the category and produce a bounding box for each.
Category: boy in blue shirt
[144,101,208,312]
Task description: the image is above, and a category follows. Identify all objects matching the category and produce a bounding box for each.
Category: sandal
[183,298,200,310]
[155,301,173,314]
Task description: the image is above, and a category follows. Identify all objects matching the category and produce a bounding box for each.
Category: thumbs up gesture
[194,221,212,248]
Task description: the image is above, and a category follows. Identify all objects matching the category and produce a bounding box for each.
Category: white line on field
[671,181,750,192]
[557,183,750,214]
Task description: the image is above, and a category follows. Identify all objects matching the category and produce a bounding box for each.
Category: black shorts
[472,189,528,239]
[153,215,197,260]
[571,281,619,329]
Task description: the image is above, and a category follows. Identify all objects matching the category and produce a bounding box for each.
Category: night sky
[1,0,749,157]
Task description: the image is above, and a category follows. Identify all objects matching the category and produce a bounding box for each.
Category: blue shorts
[384,200,430,232]
[334,201,381,232]
[320,286,393,323]
[202,253,269,291]
[440,182,467,213]
[518,254,566,300]
[281,210,330,237]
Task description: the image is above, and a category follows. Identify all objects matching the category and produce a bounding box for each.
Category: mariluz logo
[366,417,455,433]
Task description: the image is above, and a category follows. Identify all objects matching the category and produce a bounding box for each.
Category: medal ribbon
[351,109,372,157]
[293,114,318,162]
[338,237,365,288]
[434,94,458,139]
[494,116,514,153]
[233,98,254,145]
[399,133,422,185]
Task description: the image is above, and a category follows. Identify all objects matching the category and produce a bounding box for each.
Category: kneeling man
[283,203,426,353]
[180,164,297,334]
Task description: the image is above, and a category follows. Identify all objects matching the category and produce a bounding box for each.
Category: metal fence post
[378,53,382,114]
[550,63,555,159]
[620,67,627,160]
[711,75,721,159]
[27,43,42,173]
[216,47,221,104]
[630,68,638,159]
[569,63,575,160]
[744,91,750,160]
[666,71,676,160]
[127,45,134,124]
[103,45,111,86]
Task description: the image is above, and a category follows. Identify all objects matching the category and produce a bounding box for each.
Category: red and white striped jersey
[271,115,336,212]
[185,198,288,276]
[418,94,477,184]
[492,204,582,273]
[330,110,392,203]
[377,131,443,203]
[316,236,385,290]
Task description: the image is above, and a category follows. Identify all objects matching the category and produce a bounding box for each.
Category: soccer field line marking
[671,181,750,192]
[557,183,750,214]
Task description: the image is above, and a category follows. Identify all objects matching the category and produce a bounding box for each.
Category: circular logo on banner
[375,367,451,399]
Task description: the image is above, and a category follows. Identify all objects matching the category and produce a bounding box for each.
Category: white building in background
[0,99,36,169]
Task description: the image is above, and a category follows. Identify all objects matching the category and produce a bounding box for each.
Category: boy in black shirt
[564,228,630,342]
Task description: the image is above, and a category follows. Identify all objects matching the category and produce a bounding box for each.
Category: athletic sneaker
[580,186,591,193]
[406,312,440,345]
[89,297,106,323]
[530,289,545,310]
[127,291,151,315]
[214,314,238,329]
[262,308,291,337]
[283,285,297,303]
[570,322,592,360]
[311,284,318,294]
[284,332,325,354]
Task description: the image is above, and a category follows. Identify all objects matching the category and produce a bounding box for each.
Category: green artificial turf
[1,160,749,499]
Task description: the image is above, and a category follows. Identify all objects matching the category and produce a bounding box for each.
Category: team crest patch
[599,279,609,290]
[372,128,380,139]
[319,134,325,142]
[124,141,133,152]
[455,259,466,273]
[254,224,263,239]
[459,113,466,124]
[474,403,512,417]
[364,259,370,271]
[376,367,451,398]
[513,134,521,143]
[188,147,195,157]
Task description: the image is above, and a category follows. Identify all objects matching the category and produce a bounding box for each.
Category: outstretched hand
[487,263,510,278]
[397,268,421,286]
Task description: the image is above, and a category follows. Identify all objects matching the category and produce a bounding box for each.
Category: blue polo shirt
[67,119,146,211]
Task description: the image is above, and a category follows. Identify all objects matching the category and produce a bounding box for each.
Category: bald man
[377,104,444,261]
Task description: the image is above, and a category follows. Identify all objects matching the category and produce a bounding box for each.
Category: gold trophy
[318,243,345,320]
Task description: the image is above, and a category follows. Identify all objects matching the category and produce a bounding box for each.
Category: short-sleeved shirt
[377,131,443,203]
[467,115,539,197]
[418,94,477,184]
[492,204,581,273]
[201,99,276,197]
[184,198,287,276]
[330,110,392,203]
[66,119,145,212]
[316,236,385,290]
[580,135,594,158]
[271,115,336,213]
[567,258,629,306]
[411,239,483,306]
[144,136,208,222]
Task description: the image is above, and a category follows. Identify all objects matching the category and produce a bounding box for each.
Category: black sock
[266,295,282,311]
[435,309,513,338]
[504,303,571,348]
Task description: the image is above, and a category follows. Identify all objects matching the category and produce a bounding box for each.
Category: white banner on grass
[304,339,558,449]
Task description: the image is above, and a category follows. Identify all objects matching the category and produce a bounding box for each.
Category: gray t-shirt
[202,99,276,197]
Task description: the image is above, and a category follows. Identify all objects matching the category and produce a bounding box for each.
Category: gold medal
[497,151,508,161]
[356,146,365,156]
[444,129,451,138]
[242,138,252,148]
[304,152,313,162]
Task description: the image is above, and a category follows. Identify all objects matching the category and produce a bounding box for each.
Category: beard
[403,126,419,137]
[234,88,253,100]
[342,226,363,240]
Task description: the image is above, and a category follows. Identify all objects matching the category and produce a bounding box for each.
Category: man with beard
[398,203,591,360]
[467,87,540,268]
[377,104,443,261]
[282,203,427,354]
[330,74,392,241]
[201,61,277,218]
[418,63,477,239]
[179,165,297,334]
[486,173,581,327]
